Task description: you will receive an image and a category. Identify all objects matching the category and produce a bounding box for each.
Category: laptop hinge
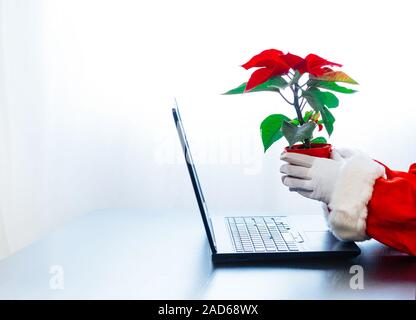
[208,218,217,253]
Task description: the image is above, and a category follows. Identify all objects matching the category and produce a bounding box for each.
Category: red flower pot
[284,143,332,159]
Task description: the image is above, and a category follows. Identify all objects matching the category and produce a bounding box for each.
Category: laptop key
[235,242,243,248]
[277,245,289,251]
[282,232,295,243]
[254,217,265,224]
[235,245,244,251]
[245,218,255,224]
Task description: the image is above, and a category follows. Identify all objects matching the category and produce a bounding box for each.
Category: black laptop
[172,103,360,263]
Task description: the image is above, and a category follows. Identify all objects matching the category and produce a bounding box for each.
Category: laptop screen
[172,103,217,253]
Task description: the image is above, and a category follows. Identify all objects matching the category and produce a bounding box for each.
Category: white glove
[279,149,356,204]
[280,148,386,241]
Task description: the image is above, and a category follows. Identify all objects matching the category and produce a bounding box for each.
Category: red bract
[280,52,304,69]
[242,49,284,69]
[242,49,291,91]
[297,54,342,77]
[241,50,342,91]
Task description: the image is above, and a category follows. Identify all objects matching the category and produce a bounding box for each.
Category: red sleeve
[366,163,416,255]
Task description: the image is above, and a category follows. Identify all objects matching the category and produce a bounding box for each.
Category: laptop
[172,103,360,263]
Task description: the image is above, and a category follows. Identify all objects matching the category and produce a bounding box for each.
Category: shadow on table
[211,243,416,284]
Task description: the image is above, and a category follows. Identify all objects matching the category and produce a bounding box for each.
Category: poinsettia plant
[224,49,358,151]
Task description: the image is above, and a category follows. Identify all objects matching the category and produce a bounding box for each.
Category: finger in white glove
[332,148,361,159]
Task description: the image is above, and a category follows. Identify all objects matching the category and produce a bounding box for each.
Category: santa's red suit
[323,156,416,256]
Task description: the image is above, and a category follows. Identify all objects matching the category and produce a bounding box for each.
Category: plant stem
[300,98,307,111]
[278,90,294,105]
[292,84,311,149]
[292,85,304,125]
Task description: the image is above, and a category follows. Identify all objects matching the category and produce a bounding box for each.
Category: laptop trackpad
[304,231,338,250]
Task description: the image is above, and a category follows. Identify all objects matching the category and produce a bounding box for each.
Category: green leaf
[311,71,358,85]
[281,121,316,147]
[302,88,336,136]
[260,114,290,152]
[303,86,339,108]
[320,91,339,108]
[303,110,313,122]
[308,80,357,94]
[323,108,335,136]
[223,82,247,95]
[291,111,312,125]
[311,136,327,144]
[249,76,289,92]
[223,76,288,95]
[290,111,313,126]
[289,70,301,85]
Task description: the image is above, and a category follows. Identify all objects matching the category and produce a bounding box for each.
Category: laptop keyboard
[227,217,301,253]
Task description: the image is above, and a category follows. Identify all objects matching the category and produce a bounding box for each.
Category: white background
[0,0,415,259]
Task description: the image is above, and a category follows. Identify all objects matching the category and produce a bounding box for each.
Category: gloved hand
[279,149,358,204]
[280,148,386,241]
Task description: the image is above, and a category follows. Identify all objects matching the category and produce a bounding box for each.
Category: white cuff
[323,152,385,241]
